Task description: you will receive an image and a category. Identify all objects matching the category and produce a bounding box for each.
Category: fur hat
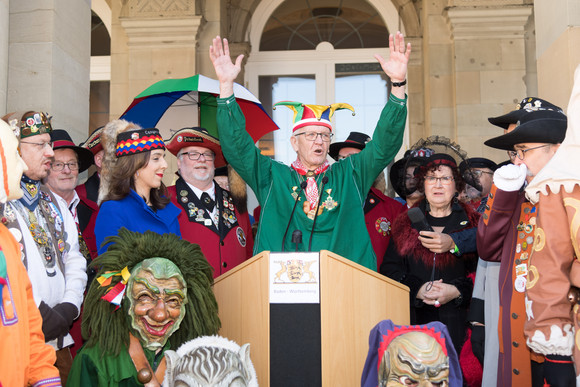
[98,119,142,204]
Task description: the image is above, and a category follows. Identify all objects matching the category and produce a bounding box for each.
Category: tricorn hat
[273,101,355,132]
[81,126,104,155]
[51,129,95,173]
[329,131,371,160]
[484,109,567,150]
[488,97,564,129]
[165,127,226,168]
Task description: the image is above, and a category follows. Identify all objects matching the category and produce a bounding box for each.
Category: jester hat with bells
[81,228,220,357]
[273,101,355,132]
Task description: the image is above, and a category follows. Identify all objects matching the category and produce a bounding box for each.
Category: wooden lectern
[213,250,409,386]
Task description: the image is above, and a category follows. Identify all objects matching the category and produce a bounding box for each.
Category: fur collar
[392,200,480,269]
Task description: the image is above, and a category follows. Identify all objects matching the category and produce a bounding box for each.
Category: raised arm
[210,36,244,98]
[374,31,411,99]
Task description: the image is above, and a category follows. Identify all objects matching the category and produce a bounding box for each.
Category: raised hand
[374,31,411,83]
[209,36,244,97]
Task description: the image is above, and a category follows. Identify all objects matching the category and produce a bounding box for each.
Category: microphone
[308,176,329,252]
[291,230,303,252]
[281,181,308,252]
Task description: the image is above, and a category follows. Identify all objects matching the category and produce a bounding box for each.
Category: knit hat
[273,101,355,131]
[329,131,371,160]
[165,127,226,168]
[51,129,95,173]
[116,127,165,157]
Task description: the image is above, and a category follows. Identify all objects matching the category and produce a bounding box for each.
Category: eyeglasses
[51,162,79,171]
[466,170,494,178]
[20,140,53,149]
[507,144,551,161]
[424,175,454,185]
[294,132,334,142]
[179,151,215,161]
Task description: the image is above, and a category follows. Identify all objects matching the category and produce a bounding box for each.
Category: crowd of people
[1,30,579,387]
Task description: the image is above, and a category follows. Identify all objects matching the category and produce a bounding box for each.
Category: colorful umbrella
[120,74,278,142]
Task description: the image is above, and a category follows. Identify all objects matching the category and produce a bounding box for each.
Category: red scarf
[291,159,329,210]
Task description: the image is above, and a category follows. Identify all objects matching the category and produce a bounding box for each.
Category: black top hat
[51,129,95,173]
[329,131,371,161]
[488,97,564,129]
[484,109,567,150]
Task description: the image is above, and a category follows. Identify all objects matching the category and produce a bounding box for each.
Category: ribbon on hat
[98,266,131,310]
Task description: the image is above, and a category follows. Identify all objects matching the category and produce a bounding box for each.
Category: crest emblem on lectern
[273,260,317,284]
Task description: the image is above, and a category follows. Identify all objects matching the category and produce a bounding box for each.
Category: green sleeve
[216,95,274,203]
[349,93,407,195]
[66,352,100,387]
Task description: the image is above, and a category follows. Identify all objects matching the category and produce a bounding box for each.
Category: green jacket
[216,94,407,270]
[66,342,168,387]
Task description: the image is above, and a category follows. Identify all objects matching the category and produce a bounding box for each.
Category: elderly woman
[94,120,181,254]
[380,153,480,355]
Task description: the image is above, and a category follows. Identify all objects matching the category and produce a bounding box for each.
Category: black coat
[380,199,479,354]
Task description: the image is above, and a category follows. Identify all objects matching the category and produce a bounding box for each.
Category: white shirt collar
[187,181,216,201]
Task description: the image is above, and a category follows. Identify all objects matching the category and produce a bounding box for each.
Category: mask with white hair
[0,119,29,203]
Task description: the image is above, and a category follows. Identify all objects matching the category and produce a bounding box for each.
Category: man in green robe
[66,229,220,386]
[209,33,411,270]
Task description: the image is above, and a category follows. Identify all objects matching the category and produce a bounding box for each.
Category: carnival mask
[379,331,449,387]
[0,119,28,203]
[127,257,188,351]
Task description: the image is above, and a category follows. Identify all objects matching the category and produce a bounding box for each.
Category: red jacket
[364,187,405,269]
[168,178,254,278]
[75,173,100,260]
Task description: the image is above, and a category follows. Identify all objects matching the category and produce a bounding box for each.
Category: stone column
[0,0,8,115]
[534,0,580,109]
[6,0,91,141]
[111,0,203,120]
[446,1,533,161]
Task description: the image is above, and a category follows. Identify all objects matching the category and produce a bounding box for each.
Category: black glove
[38,301,78,342]
[470,325,485,365]
[543,354,576,387]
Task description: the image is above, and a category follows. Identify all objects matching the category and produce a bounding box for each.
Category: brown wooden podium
[213,250,409,386]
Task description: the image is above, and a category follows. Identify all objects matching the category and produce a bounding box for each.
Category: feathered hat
[273,101,355,131]
[81,228,220,356]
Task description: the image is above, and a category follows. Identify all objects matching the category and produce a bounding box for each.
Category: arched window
[247,0,404,167]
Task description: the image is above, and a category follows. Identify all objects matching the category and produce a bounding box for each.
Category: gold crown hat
[273,101,355,132]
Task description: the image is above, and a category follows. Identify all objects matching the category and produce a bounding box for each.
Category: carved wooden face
[0,120,28,202]
[379,331,449,387]
[127,258,187,351]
